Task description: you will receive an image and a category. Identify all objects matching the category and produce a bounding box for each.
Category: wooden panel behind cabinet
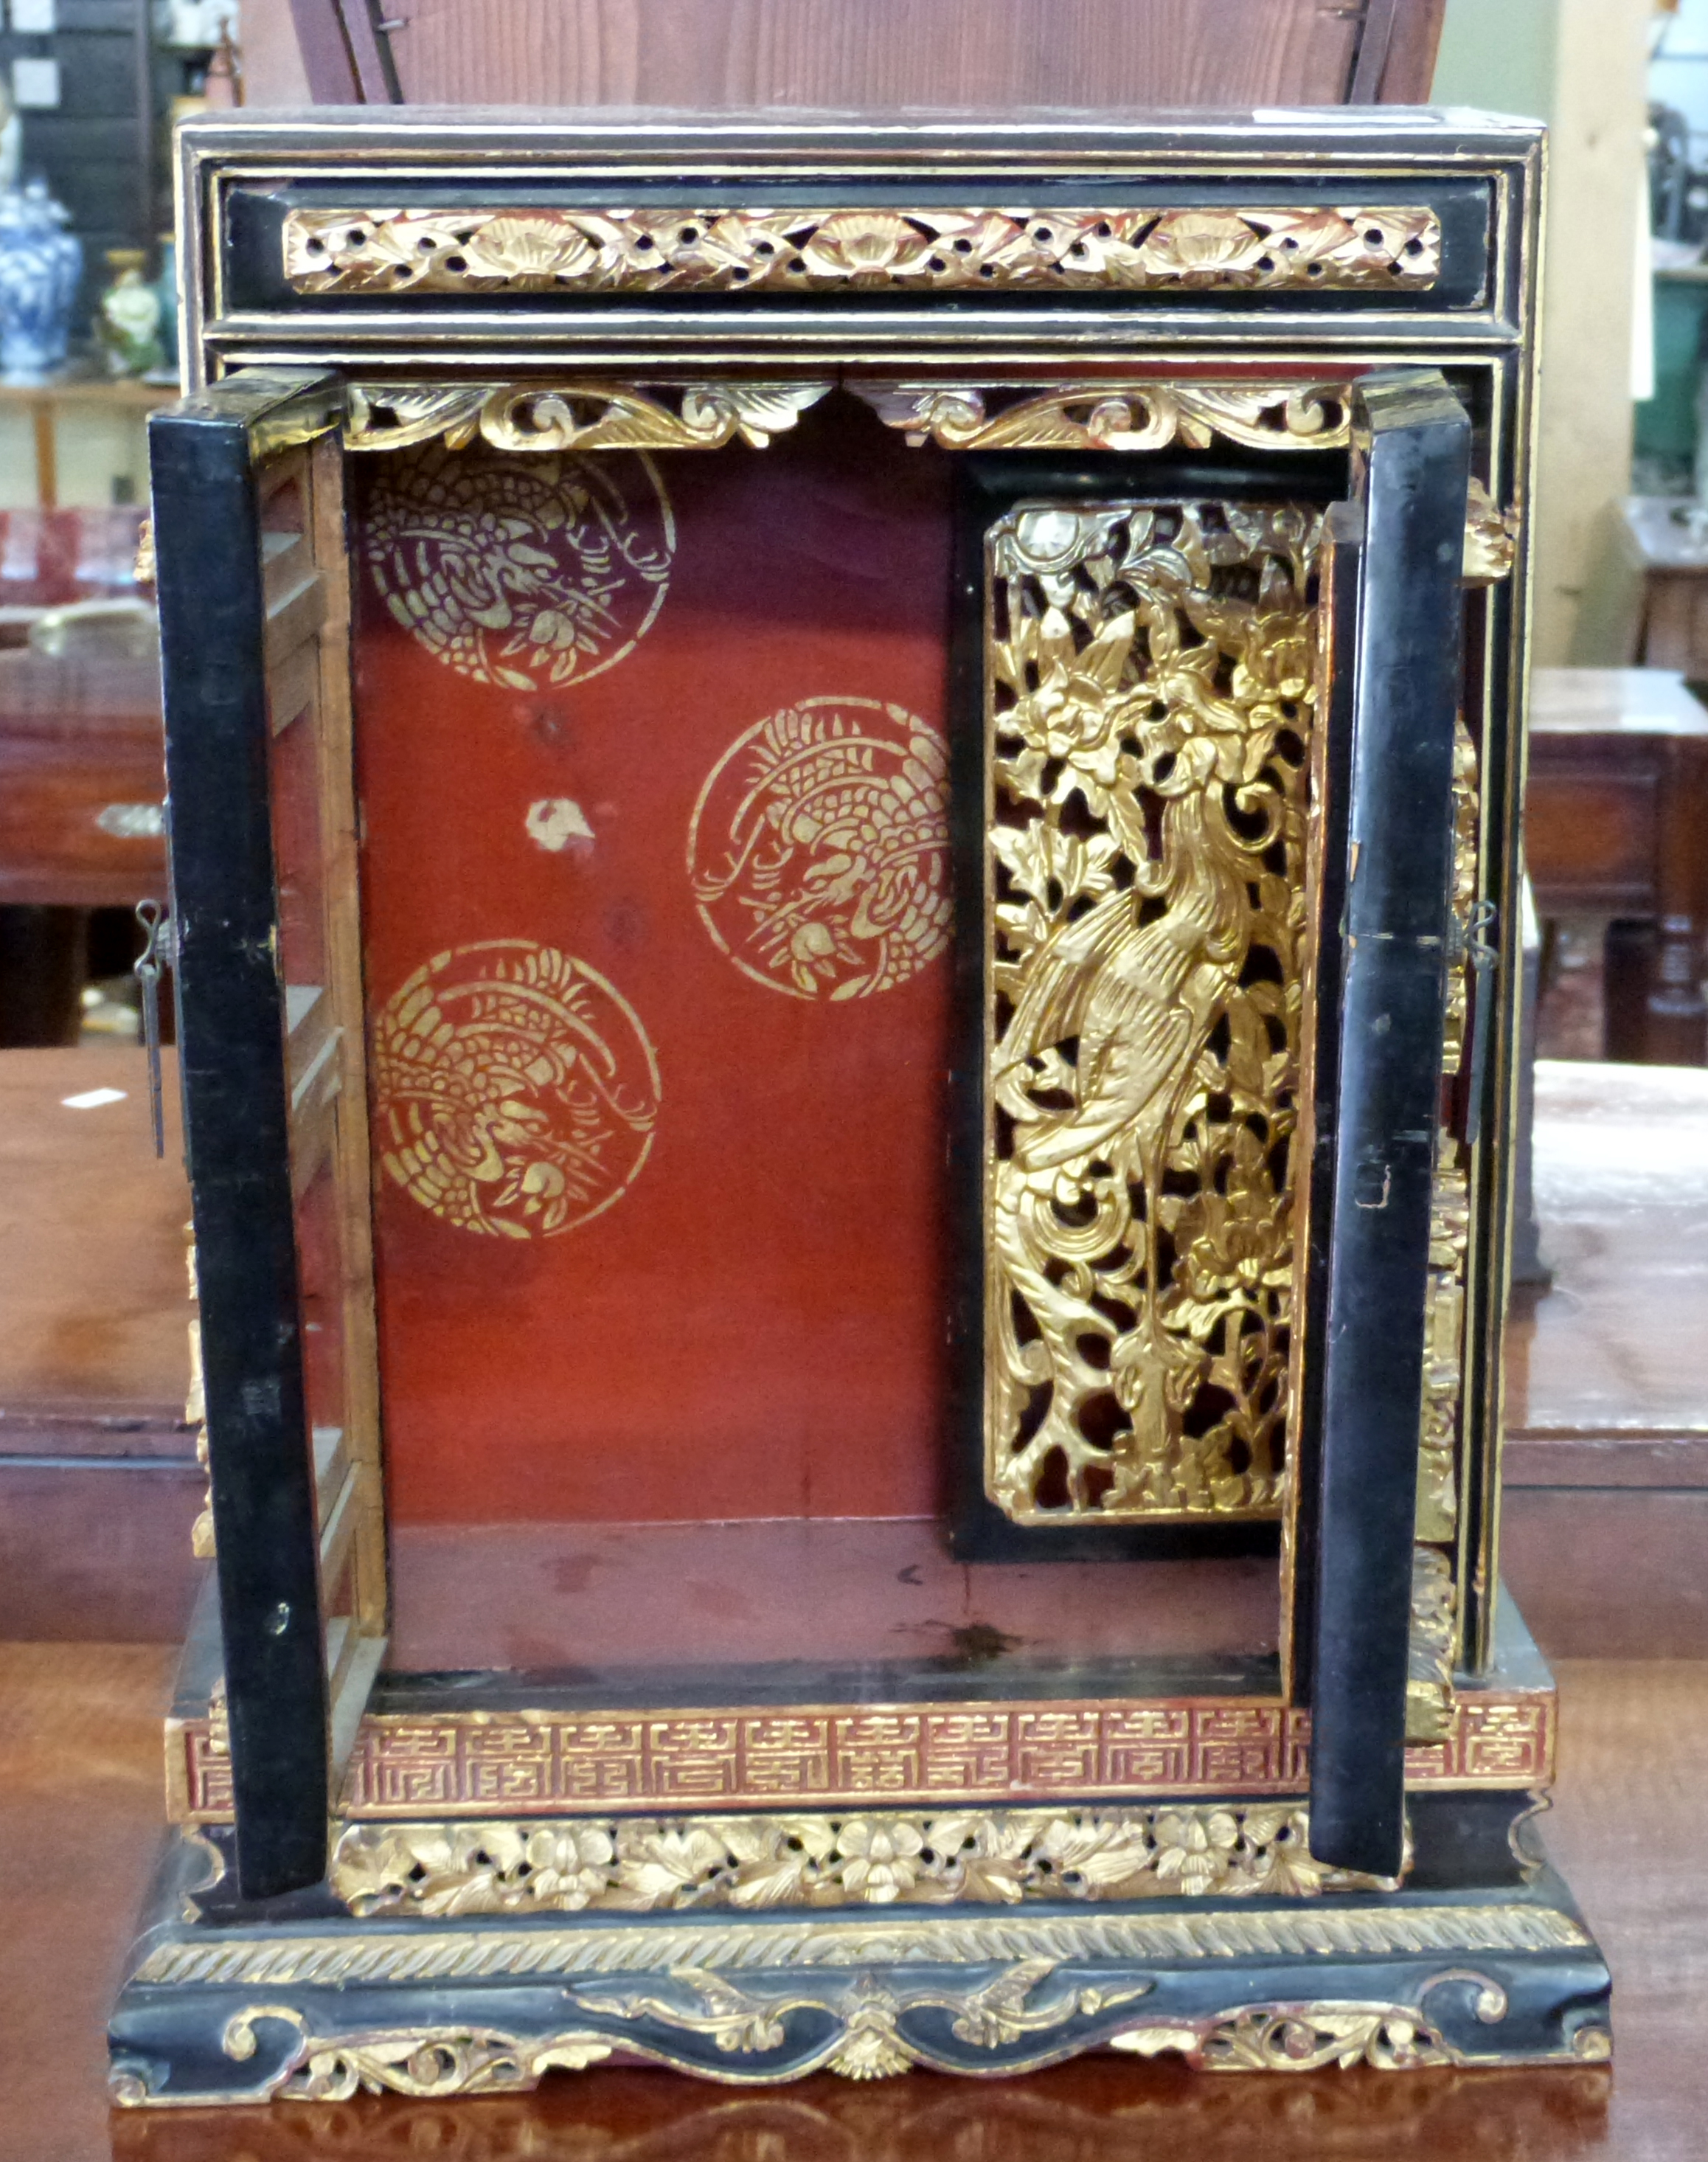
[375,0,1443,111]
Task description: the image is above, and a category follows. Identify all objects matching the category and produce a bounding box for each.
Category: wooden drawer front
[1525,758,1659,916]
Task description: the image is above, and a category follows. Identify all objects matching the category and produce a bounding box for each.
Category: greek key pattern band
[167,1692,1553,1825]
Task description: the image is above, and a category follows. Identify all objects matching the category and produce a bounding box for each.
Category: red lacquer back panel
[351,404,955,1526]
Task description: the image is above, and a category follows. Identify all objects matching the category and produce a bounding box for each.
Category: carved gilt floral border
[285,204,1442,299]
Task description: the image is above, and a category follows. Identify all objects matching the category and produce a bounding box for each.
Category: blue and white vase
[0,180,83,386]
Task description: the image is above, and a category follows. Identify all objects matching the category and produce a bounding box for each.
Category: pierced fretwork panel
[984,502,1322,1523]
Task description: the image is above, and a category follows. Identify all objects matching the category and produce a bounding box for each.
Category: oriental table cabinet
[109,109,1614,2104]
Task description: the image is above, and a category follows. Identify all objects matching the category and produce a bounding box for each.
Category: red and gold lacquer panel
[352,405,957,1539]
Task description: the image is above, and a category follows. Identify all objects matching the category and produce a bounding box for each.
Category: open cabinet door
[152,370,386,1899]
[1301,370,1472,1875]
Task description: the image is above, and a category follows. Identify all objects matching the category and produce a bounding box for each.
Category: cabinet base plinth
[109,1835,1610,2101]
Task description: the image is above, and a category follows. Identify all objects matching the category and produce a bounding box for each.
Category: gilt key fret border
[168,1692,1552,1824]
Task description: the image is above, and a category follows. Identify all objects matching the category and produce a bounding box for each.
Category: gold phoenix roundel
[361,440,675,691]
[688,697,951,1000]
[373,940,661,1238]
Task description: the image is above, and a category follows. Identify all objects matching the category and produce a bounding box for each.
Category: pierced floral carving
[1176,1986,1499,2072]
[984,500,1319,1520]
[1462,477,1518,583]
[360,438,673,690]
[372,941,660,1239]
[330,1802,1388,1919]
[1410,719,1482,1722]
[687,698,951,1000]
[285,204,1440,297]
[222,2007,614,2100]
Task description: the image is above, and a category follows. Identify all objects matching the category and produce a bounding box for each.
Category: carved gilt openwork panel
[982,501,1320,1523]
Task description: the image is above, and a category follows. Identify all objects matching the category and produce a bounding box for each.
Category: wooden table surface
[1,1642,1701,2161]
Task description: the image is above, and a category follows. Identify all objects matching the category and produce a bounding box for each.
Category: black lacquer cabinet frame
[108,109,1614,2104]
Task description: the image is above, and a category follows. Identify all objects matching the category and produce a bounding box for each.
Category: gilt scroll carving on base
[983,502,1319,1522]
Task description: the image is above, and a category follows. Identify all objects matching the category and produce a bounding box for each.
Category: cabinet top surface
[180,105,1544,164]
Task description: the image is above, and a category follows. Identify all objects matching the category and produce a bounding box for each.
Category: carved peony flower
[514,1823,617,1909]
[1138,210,1269,280]
[1175,1155,1291,1301]
[800,209,933,281]
[1245,1808,1330,1896]
[1150,1809,1242,1894]
[463,213,598,285]
[1232,611,1315,707]
[612,1824,733,1908]
[834,1818,926,1902]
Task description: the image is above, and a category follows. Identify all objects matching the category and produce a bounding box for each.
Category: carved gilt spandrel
[286,206,1441,299]
[984,501,1319,1522]
[857,381,1352,456]
[346,380,832,454]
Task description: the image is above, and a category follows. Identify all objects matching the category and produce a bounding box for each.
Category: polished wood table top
[0,1642,1703,2161]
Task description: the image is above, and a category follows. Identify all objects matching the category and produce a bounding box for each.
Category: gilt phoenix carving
[984,500,1318,1521]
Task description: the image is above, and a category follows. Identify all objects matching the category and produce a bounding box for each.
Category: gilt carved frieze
[982,500,1319,1522]
[285,205,1441,299]
[327,1802,1390,1920]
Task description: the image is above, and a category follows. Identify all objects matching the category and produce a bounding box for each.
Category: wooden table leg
[29,395,56,511]
[0,905,86,1047]
[1604,918,1655,1061]
[1645,735,1708,1064]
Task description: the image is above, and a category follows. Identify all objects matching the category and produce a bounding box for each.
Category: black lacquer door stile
[1301,372,1473,1875]
[152,369,368,1900]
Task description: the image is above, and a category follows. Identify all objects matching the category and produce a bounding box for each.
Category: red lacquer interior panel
[352,401,955,1526]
